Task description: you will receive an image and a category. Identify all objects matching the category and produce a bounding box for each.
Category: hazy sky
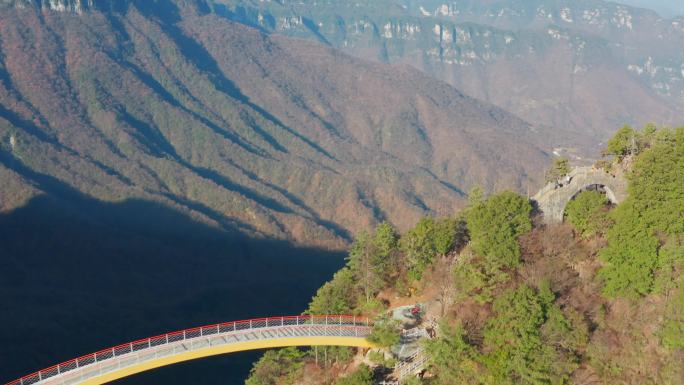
[617,0,684,17]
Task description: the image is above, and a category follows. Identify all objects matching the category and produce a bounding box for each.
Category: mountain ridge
[0,0,547,247]
[214,0,684,153]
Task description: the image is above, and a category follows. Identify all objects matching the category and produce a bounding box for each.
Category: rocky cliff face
[6,0,95,12]
[214,0,684,154]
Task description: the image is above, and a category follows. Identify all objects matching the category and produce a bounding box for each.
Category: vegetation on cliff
[246,125,684,385]
[564,190,611,239]
[599,125,684,298]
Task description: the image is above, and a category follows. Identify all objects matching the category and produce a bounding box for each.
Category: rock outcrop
[10,0,95,13]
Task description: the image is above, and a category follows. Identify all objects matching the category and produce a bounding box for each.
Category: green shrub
[598,212,659,298]
[546,157,570,182]
[599,126,684,298]
[654,237,684,294]
[347,222,400,302]
[400,217,463,281]
[466,191,533,269]
[661,281,684,350]
[337,365,373,385]
[245,347,305,385]
[356,297,386,315]
[424,323,481,385]
[400,218,438,281]
[564,190,611,238]
[368,350,395,368]
[482,285,580,384]
[434,217,466,255]
[307,268,356,315]
[367,318,401,347]
[453,250,508,304]
[368,350,385,365]
[605,125,640,158]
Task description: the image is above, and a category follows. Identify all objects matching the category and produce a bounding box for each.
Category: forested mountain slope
[216,0,684,153]
[0,0,547,247]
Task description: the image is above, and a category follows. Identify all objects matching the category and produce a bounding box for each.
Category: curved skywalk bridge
[7,315,373,385]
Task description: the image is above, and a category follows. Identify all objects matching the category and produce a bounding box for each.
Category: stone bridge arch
[531,167,628,223]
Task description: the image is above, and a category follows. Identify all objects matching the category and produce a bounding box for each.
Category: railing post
[183,330,186,340]
[166,334,169,344]
[281,316,284,326]
[250,320,253,329]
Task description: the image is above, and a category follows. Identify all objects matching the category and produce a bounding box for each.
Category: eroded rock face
[5,0,140,13]
[10,0,93,13]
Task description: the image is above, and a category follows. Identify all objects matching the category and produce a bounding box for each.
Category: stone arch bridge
[532,166,628,223]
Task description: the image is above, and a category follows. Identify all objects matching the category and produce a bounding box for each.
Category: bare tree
[433,255,456,317]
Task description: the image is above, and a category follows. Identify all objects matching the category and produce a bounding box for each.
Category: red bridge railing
[5,315,370,385]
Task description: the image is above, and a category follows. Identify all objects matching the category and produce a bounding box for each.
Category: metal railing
[395,348,427,379]
[397,355,428,379]
[6,315,371,385]
[401,327,427,339]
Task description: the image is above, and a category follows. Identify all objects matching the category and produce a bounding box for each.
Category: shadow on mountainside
[0,167,343,384]
[133,0,336,160]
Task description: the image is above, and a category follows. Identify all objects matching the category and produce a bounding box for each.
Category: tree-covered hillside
[0,0,548,248]
[216,0,684,154]
[245,125,684,385]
